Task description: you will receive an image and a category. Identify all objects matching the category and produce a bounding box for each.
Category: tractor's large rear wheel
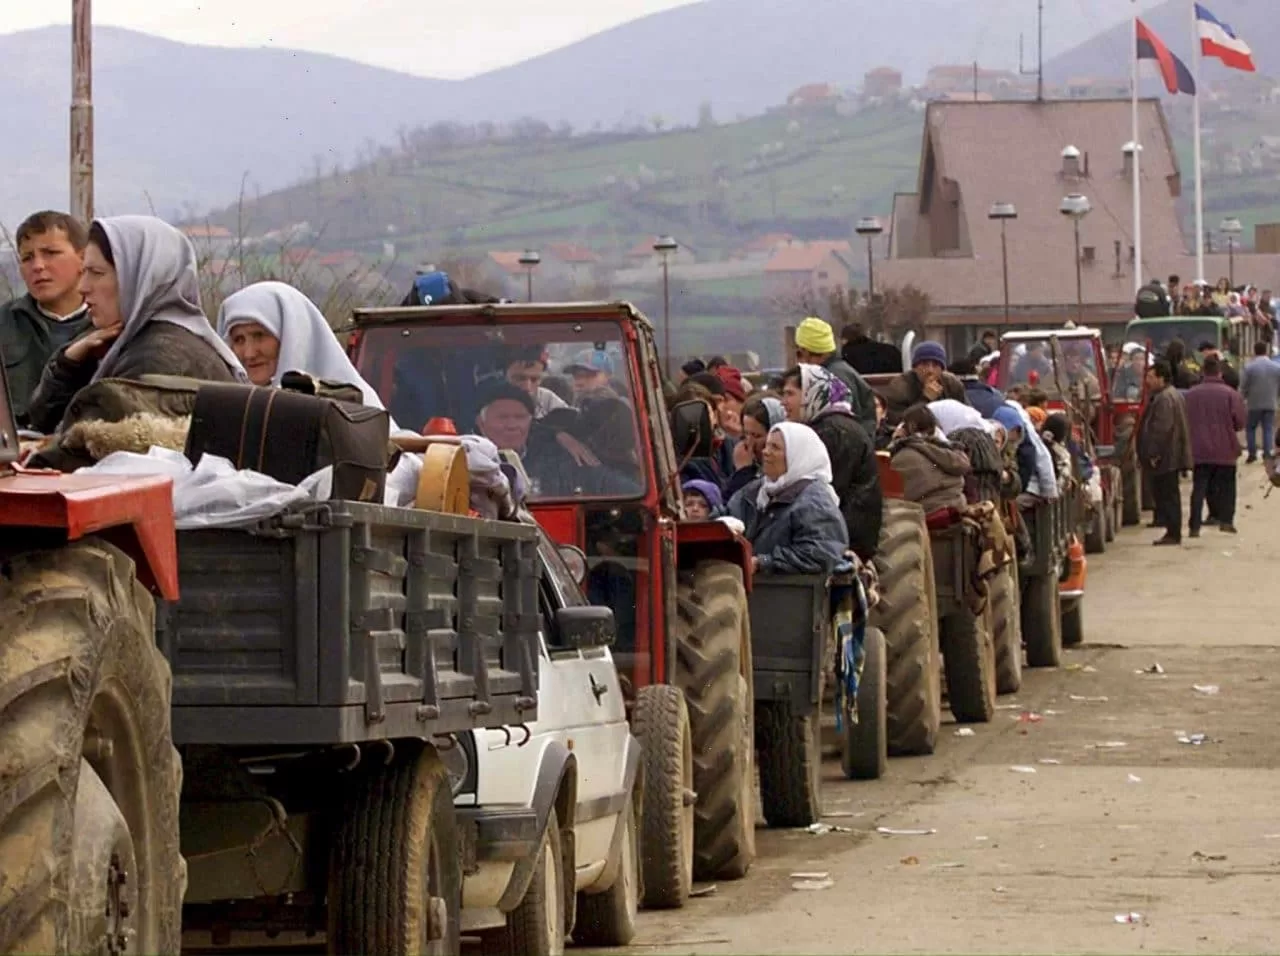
[871,501,942,757]
[991,563,1023,695]
[842,626,887,781]
[1022,571,1063,668]
[631,685,693,909]
[0,540,183,955]
[756,691,822,828]
[674,561,755,882]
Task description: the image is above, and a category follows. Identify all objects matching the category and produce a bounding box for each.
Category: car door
[539,537,631,878]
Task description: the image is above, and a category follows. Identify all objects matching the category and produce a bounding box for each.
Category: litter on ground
[1115,912,1143,924]
[1009,765,1038,774]
[954,727,976,737]
[1193,684,1221,695]
[876,826,937,836]
[1069,695,1110,702]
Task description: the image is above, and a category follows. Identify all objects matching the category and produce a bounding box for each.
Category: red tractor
[350,301,758,907]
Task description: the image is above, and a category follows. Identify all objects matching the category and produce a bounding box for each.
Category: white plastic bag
[79,446,313,529]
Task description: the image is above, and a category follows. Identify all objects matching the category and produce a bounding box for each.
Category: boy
[1,211,91,425]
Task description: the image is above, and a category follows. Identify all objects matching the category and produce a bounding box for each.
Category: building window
[817,271,829,280]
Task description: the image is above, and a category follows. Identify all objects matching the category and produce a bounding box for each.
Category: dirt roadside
[616,470,1280,955]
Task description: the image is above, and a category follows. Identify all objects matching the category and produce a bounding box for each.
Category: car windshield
[1126,320,1222,356]
[354,320,646,502]
[1001,337,1101,399]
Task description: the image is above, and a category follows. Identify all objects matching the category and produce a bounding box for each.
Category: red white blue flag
[1195,4,1255,72]
[1136,19,1196,96]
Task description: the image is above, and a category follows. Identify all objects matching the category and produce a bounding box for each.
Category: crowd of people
[670,317,1082,579]
[1135,274,1277,339]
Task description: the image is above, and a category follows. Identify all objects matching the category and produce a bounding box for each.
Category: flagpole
[1192,0,1206,282]
[1132,5,1142,295]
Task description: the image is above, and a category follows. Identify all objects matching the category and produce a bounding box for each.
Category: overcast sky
[7,0,703,78]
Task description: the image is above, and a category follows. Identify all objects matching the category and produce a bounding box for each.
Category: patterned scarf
[798,364,852,422]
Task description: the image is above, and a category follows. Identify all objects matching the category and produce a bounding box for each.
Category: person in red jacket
[1184,354,1247,537]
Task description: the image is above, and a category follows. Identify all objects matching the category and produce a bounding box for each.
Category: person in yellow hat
[793,316,876,435]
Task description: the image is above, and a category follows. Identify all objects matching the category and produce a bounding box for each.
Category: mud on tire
[631,685,692,909]
[940,605,998,724]
[756,692,821,828]
[991,563,1023,695]
[674,561,755,882]
[870,500,942,756]
[0,540,183,956]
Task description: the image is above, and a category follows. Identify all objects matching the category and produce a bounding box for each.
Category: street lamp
[1220,217,1243,287]
[855,216,885,296]
[517,249,541,302]
[1059,193,1092,325]
[988,202,1018,326]
[654,235,678,376]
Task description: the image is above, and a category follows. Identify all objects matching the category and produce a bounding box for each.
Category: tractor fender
[496,741,577,912]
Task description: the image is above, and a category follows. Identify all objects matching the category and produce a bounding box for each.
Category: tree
[828,284,931,340]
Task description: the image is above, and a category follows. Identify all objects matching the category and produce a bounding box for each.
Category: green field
[210,103,924,262]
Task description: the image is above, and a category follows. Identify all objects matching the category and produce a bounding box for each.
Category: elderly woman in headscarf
[726,392,786,498]
[26,216,245,434]
[218,281,380,404]
[929,398,1006,505]
[780,364,883,561]
[727,422,849,575]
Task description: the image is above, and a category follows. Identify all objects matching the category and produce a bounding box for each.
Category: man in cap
[475,380,591,496]
[882,340,969,426]
[565,348,617,404]
[794,316,876,435]
[1134,278,1171,319]
[503,344,567,418]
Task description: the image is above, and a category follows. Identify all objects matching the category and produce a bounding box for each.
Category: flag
[1136,19,1197,96]
[1195,4,1256,72]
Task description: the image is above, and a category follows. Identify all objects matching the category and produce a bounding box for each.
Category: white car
[451,532,640,955]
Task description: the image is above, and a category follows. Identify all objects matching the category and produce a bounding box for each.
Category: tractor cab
[348,302,750,697]
[1124,314,1260,372]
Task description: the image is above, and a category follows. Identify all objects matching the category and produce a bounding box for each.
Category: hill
[2,0,1153,223]
[198,101,925,267]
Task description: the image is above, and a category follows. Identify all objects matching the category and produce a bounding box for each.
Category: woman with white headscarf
[218,281,382,406]
[27,215,246,434]
[727,421,848,575]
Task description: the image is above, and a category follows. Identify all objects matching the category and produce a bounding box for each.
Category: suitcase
[185,383,390,502]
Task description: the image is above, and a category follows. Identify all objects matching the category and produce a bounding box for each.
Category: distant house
[181,224,234,257]
[764,242,854,298]
[878,97,1280,354]
[734,232,797,261]
[786,83,842,111]
[923,65,1026,99]
[545,242,602,282]
[864,67,903,99]
[487,251,529,277]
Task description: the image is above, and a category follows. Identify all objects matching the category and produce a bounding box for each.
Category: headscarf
[682,479,724,511]
[218,281,382,408]
[760,396,786,427]
[929,398,984,436]
[991,405,1024,437]
[1003,400,1058,498]
[797,364,851,422]
[91,215,247,384]
[756,421,836,510]
[1027,405,1048,428]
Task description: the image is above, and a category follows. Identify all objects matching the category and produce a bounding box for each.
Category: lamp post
[855,216,884,296]
[517,249,541,302]
[988,202,1017,326]
[654,235,678,375]
[1220,217,1243,287]
[1059,193,1092,325]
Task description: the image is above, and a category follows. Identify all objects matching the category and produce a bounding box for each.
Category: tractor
[349,301,757,908]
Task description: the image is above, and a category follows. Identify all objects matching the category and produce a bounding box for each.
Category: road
[617,468,1280,955]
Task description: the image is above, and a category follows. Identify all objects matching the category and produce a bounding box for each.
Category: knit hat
[714,365,747,402]
[1027,406,1048,428]
[682,479,724,511]
[795,317,837,355]
[911,341,948,369]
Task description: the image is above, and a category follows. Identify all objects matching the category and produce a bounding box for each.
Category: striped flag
[1195,4,1256,72]
[1136,19,1196,96]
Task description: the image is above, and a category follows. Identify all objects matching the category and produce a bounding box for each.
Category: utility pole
[71,0,94,223]
[1018,0,1045,102]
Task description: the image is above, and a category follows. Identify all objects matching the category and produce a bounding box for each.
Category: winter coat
[1185,374,1246,466]
[959,376,1005,419]
[1137,385,1194,475]
[889,434,971,515]
[26,322,238,435]
[810,408,883,561]
[728,477,849,575]
[820,354,877,436]
[0,294,92,427]
[882,370,969,426]
[1240,356,1280,411]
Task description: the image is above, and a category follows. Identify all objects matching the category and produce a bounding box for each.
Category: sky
[6,0,704,78]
